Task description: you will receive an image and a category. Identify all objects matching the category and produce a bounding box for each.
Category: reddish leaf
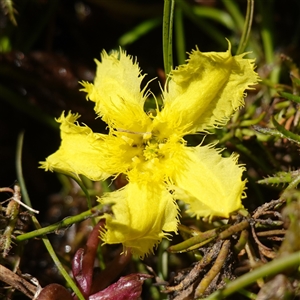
[72,220,105,297]
[89,273,152,300]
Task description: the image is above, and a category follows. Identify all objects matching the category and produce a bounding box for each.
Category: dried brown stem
[256,229,286,237]
[0,264,37,298]
[195,240,231,297]
[164,240,223,293]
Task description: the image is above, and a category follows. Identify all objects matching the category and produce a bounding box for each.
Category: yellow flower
[40,43,259,258]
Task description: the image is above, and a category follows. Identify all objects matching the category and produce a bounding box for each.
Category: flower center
[128,131,166,163]
[143,141,161,160]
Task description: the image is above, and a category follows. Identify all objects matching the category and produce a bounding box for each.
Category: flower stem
[163,0,175,76]
[31,215,85,300]
[15,131,85,300]
[16,131,32,208]
[236,0,254,55]
[15,203,103,242]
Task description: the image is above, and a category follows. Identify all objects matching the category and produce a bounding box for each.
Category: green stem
[31,216,85,300]
[16,132,32,208]
[223,0,261,57]
[157,239,169,280]
[163,0,175,75]
[15,130,86,300]
[236,0,254,55]
[204,251,300,300]
[15,204,103,242]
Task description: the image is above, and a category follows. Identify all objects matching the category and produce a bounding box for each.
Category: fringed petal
[157,41,259,135]
[172,145,246,218]
[40,112,112,181]
[80,49,152,133]
[100,179,179,258]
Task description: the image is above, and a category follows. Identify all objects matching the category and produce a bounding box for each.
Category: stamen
[116,128,152,136]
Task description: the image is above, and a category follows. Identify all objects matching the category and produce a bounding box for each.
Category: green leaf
[257,171,294,185]
[272,116,300,144]
[192,6,235,30]
[291,75,300,87]
[118,18,161,47]
[278,91,300,104]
